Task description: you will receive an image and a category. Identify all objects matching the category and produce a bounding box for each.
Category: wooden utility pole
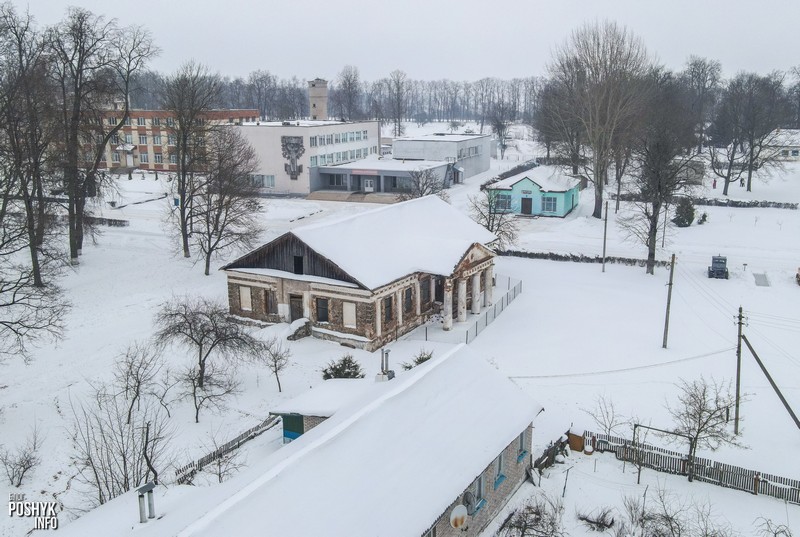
[602,201,609,273]
[734,306,744,435]
[662,254,676,348]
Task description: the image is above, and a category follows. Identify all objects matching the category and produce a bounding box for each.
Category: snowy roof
[767,128,800,147]
[57,345,542,537]
[270,378,378,417]
[319,155,448,172]
[239,119,372,127]
[225,196,497,290]
[396,132,490,143]
[226,267,359,288]
[488,165,580,192]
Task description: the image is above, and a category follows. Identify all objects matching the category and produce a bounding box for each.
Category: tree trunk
[204,252,211,276]
[646,203,661,275]
[592,166,605,219]
[198,354,206,389]
[20,180,43,287]
[275,373,282,393]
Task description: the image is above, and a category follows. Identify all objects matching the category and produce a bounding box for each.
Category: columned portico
[443,279,453,331]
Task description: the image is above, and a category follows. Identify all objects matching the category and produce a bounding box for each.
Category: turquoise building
[486,166,581,217]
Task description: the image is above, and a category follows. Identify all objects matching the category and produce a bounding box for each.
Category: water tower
[308,78,328,120]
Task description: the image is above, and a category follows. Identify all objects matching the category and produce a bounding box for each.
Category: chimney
[375,348,395,382]
[308,78,328,121]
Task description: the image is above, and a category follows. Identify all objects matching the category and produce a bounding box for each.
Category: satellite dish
[450,504,468,529]
[462,491,476,515]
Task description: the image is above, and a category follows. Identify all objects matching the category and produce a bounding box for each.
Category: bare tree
[584,394,625,437]
[497,494,566,537]
[395,168,448,202]
[548,21,652,218]
[757,517,794,537]
[249,336,291,392]
[386,69,409,137]
[191,127,262,275]
[619,70,697,274]
[112,341,163,424]
[48,7,156,263]
[246,69,276,120]
[0,425,41,487]
[70,386,172,506]
[154,295,265,388]
[490,100,514,160]
[180,361,239,423]
[335,65,362,120]
[201,428,246,483]
[682,56,722,152]
[468,189,518,249]
[162,61,222,258]
[667,377,740,480]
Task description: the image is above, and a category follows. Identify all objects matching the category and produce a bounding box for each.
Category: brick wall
[302,415,328,432]
[422,425,533,537]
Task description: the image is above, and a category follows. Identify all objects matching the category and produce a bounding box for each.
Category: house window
[343,302,356,328]
[355,131,362,141]
[154,153,163,164]
[403,287,412,314]
[326,135,333,145]
[239,286,252,311]
[153,134,162,145]
[168,134,176,145]
[348,132,355,142]
[421,278,431,303]
[319,155,326,166]
[362,130,368,140]
[166,117,175,127]
[310,156,318,167]
[125,133,133,144]
[329,174,345,187]
[152,117,160,126]
[781,149,789,156]
[112,152,120,163]
[474,474,485,510]
[517,431,528,462]
[494,453,506,489]
[542,196,557,212]
[111,134,120,144]
[293,255,303,275]
[334,133,341,143]
[349,150,355,160]
[383,296,393,322]
[310,136,317,147]
[319,135,326,146]
[137,117,146,126]
[139,153,149,163]
[316,298,329,323]
[169,154,177,164]
[495,193,511,212]
[139,134,147,145]
[264,175,275,188]
[265,289,278,314]
[107,116,117,125]
[123,117,131,126]
[793,150,799,156]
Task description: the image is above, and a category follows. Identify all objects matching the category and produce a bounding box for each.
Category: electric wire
[509,347,735,379]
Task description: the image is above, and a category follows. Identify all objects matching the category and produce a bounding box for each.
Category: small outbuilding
[486,165,581,217]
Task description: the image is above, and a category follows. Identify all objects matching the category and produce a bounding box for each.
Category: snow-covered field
[2,122,799,535]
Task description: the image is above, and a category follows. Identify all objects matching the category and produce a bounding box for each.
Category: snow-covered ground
[2,122,799,535]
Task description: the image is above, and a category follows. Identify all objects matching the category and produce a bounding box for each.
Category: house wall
[303,415,328,432]
[236,121,381,195]
[99,109,258,172]
[492,178,580,218]
[316,163,449,193]
[392,135,491,179]
[422,424,533,537]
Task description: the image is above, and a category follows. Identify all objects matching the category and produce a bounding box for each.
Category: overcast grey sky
[15,0,800,82]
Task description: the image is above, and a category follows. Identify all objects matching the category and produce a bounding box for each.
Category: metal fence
[583,430,800,505]
[174,415,281,485]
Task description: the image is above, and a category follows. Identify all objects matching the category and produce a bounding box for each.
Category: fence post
[754,472,760,495]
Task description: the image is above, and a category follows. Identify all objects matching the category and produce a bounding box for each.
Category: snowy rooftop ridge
[767,128,800,147]
[396,132,491,142]
[489,165,580,192]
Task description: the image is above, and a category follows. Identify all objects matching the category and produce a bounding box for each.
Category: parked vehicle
[796,267,800,286]
[708,255,729,279]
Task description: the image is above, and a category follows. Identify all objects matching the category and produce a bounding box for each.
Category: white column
[471,272,481,314]
[457,278,467,322]
[484,265,494,306]
[443,279,453,331]
[396,290,403,326]
[375,301,382,336]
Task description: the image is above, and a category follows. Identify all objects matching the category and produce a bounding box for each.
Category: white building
[236,119,381,195]
[392,132,492,181]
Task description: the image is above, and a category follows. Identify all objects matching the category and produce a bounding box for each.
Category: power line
[509,347,735,379]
